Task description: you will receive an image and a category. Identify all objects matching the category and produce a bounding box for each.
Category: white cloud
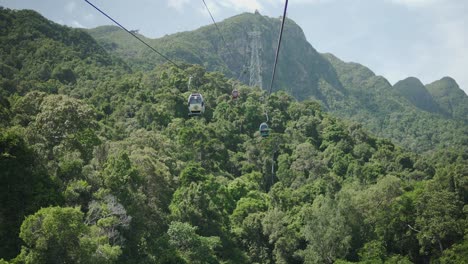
[410,4,465,91]
[65,1,76,13]
[168,0,326,17]
[216,0,330,11]
[84,13,94,22]
[415,1,468,91]
[71,20,85,28]
[432,18,468,91]
[218,0,263,11]
[194,0,262,18]
[167,0,190,12]
[291,0,333,4]
[168,0,281,16]
[195,0,218,17]
[387,0,441,7]
[197,0,264,14]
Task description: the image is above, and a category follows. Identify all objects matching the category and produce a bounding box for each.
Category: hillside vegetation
[88,12,468,154]
[0,7,467,264]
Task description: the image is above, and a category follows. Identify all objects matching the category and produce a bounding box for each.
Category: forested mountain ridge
[0,7,130,83]
[426,77,468,121]
[87,12,346,101]
[393,77,443,115]
[87,12,467,153]
[1,7,467,264]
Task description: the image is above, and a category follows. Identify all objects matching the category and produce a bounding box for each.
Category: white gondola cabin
[188,93,205,116]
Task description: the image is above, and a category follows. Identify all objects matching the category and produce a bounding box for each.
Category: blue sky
[1,0,467,94]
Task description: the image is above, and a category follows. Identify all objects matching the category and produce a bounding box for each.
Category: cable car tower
[248,31,263,89]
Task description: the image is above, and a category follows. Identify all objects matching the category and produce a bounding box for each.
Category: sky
[1,0,467,94]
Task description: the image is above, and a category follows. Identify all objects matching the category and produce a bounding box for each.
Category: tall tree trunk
[437,238,444,253]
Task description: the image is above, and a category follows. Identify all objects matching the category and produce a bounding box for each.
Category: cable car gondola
[188,93,205,116]
[259,122,269,137]
[232,89,239,100]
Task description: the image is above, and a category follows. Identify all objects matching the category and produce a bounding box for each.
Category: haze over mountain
[87,12,468,153]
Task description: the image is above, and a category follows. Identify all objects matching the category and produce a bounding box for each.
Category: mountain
[87,13,346,101]
[320,54,467,152]
[393,77,443,114]
[426,77,468,122]
[86,12,467,153]
[0,8,129,90]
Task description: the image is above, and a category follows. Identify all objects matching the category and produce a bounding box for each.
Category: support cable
[263,0,289,187]
[267,0,289,97]
[201,0,236,63]
[83,0,183,70]
[263,0,288,123]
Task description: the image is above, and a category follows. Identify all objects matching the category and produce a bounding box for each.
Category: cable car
[232,89,239,100]
[188,93,205,116]
[259,122,269,137]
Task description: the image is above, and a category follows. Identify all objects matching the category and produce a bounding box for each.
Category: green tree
[101,151,140,204]
[262,209,300,263]
[415,188,464,256]
[170,175,229,237]
[85,194,132,246]
[0,128,59,260]
[439,235,468,263]
[167,221,221,264]
[15,206,120,264]
[300,196,351,264]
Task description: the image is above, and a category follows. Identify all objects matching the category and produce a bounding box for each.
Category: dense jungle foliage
[0,7,467,264]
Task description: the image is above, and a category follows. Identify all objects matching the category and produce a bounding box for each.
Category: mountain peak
[427,77,464,96]
[402,76,422,83]
[393,77,442,114]
[426,77,468,121]
[440,76,457,84]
